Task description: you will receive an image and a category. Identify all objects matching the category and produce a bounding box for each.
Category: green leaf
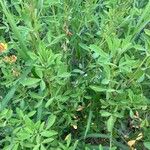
[16,107,24,118]
[72,140,78,150]
[35,99,43,108]
[28,111,36,117]
[65,134,72,147]
[24,115,34,129]
[42,138,54,144]
[99,145,103,150]
[107,116,115,132]
[79,43,89,51]
[72,69,85,74]
[45,0,61,6]
[41,130,57,137]
[45,98,54,108]
[46,114,56,129]
[85,133,110,139]
[20,78,41,86]
[144,142,150,149]
[101,79,110,85]
[58,72,71,78]
[89,44,108,58]
[33,144,40,150]
[90,85,117,93]
[29,92,43,99]
[37,103,43,121]
[84,110,92,138]
[144,29,150,36]
[37,0,44,15]
[0,86,16,111]
[100,111,111,117]
[40,80,46,91]
[41,144,46,150]
[35,68,43,78]
[47,34,65,46]
[12,143,19,150]
[89,85,106,92]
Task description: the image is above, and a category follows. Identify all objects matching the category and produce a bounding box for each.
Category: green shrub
[0,0,150,149]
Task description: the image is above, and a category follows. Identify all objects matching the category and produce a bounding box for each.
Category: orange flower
[10,55,17,63]
[0,43,7,53]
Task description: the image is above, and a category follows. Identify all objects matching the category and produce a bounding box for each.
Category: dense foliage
[0,0,150,149]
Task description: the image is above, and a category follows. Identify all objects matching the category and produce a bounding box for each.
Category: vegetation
[0,0,150,149]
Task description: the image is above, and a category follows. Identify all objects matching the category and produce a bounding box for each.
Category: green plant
[0,0,150,149]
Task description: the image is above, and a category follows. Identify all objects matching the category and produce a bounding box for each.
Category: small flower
[0,43,8,53]
[12,68,20,77]
[10,55,17,63]
[3,55,17,64]
[3,56,10,63]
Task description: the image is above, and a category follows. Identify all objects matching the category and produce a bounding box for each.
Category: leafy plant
[0,0,150,149]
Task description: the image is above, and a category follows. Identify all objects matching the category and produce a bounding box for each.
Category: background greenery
[0,0,150,149]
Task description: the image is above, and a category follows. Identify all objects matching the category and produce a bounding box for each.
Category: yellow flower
[3,55,17,64]
[0,43,8,53]
[12,68,20,77]
[10,55,17,63]
[3,56,10,63]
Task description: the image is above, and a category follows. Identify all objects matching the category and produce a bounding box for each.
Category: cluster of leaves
[0,0,150,149]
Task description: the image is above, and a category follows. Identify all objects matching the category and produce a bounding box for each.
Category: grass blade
[0,86,16,111]
[132,1,150,40]
[84,110,93,139]
[0,0,29,60]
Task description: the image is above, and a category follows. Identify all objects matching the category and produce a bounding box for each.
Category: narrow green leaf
[90,85,117,93]
[107,116,115,132]
[89,85,106,92]
[33,144,40,150]
[45,98,54,108]
[47,34,65,46]
[65,134,71,147]
[40,80,46,91]
[0,0,29,60]
[84,133,110,139]
[144,29,150,36]
[41,144,46,150]
[42,138,54,144]
[79,43,89,51]
[84,110,92,138]
[100,111,111,117]
[20,78,41,86]
[28,111,36,117]
[46,114,56,129]
[89,44,108,58]
[99,145,103,150]
[41,130,57,137]
[0,86,16,111]
[72,140,78,150]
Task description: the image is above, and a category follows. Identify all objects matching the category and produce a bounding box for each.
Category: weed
[0,0,150,149]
